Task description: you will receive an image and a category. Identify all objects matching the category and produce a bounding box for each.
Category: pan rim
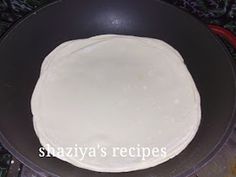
[0,0,235,176]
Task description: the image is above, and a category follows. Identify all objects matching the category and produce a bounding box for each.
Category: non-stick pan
[0,0,236,177]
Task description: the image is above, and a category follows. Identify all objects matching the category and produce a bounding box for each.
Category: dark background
[0,0,236,177]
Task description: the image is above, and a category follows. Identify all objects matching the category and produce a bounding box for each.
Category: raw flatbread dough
[31,35,201,172]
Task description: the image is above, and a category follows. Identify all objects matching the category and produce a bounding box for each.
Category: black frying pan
[0,0,236,177]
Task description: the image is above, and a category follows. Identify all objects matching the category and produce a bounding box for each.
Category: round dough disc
[31,35,201,172]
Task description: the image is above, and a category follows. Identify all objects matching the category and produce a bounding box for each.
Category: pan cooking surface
[0,0,235,177]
